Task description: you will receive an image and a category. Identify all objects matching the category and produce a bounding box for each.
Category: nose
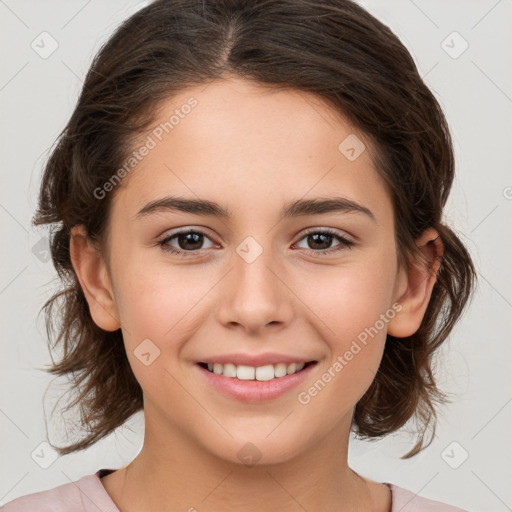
[216,242,294,334]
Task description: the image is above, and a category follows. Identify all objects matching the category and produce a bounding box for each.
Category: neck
[105,407,378,512]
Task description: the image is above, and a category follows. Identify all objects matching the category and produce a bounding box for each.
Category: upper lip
[198,352,317,367]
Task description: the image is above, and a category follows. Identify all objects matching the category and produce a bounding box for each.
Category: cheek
[306,255,397,342]
[113,266,203,409]
[111,259,216,384]
[298,254,397,399]
[113,250,208,336]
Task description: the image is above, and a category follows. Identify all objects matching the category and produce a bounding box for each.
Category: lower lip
[196,362,317,403]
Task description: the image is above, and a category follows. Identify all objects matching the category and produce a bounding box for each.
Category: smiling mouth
[197,361,317,381]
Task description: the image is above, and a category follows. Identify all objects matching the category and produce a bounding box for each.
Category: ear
[387,228,443,338]
[69,225,121,332]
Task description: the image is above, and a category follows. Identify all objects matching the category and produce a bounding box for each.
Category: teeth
[237,365,255,380]
[287,363,297,374]
[223,363,237,378]
[204,362,306,380]
[275,363,288,378]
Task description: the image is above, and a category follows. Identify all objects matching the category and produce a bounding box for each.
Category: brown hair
[33,0,476,458]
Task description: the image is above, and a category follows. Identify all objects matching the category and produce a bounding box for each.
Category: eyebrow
[135,195,376,222]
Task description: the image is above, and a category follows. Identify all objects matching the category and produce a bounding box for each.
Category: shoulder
[1,471,119,512]
[387,483,468,512]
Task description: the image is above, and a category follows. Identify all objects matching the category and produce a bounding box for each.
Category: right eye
[158,229,216,256]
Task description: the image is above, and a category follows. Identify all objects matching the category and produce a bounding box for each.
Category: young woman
[3,1,476,510]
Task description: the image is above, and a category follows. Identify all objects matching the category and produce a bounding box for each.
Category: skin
[70,76,442,512]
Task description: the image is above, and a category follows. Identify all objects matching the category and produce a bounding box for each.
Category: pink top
[1,468,468,511]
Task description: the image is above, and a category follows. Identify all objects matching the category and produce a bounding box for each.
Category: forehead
[113,77,392,222]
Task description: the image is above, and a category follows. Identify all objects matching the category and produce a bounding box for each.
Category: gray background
[1,1,511,510]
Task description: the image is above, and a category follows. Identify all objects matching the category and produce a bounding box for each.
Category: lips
[195,359,318,403]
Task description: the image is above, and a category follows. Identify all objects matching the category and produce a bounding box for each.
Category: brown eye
[295,229,354,254]
[158,230,215,256]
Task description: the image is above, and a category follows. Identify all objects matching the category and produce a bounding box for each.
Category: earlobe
[69,225,121,332]
[387,228,443,338]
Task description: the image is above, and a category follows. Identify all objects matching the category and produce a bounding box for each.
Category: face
[81,77,411,466]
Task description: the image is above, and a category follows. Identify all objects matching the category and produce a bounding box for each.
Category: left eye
[294,229,353,253]
[158,228,353,256]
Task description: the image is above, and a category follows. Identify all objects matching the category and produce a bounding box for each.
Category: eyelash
[157,228,354,257]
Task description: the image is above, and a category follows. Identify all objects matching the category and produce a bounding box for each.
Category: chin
[203,431,308,468]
